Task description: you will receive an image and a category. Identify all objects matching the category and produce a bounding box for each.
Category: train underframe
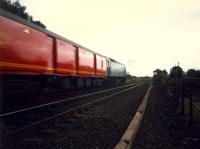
[0,74,126,97]
[0,74,126,113]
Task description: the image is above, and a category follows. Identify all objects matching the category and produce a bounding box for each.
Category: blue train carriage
[107,58,126,86]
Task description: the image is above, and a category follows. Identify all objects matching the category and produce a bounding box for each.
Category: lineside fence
[153,76,200,125]
[178,78,200,125]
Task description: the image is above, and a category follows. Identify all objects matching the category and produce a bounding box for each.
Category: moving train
[0,9,126,95]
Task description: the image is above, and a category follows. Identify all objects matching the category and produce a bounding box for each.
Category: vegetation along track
[0,81,148,147]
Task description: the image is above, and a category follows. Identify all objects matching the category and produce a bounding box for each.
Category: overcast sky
[20,0,200,76]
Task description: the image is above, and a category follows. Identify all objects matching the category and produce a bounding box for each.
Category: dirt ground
[134,83,200,149]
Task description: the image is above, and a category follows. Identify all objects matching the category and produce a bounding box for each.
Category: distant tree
[187,69,196,78]
[169,66,184,79]
[186,69,200,78]
[162,69,168,76]
[126,73,132,79]
[132,76,137,80]
[0,0,46,28]
[197,70,200,78]
[31,20,46,28]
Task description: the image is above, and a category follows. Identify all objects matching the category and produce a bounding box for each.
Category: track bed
[1,82,149,149]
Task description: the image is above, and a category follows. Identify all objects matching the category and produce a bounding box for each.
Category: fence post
[178,78,184,115]
[180,89,184,115]
[189,93,193,125]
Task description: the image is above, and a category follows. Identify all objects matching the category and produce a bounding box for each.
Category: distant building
[153,69,168,82]
[153,69,163,77]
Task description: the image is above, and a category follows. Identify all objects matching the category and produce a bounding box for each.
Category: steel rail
[3,83,144,137]
[0,81,144,118]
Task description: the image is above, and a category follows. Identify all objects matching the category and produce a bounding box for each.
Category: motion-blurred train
[0,9,126,95]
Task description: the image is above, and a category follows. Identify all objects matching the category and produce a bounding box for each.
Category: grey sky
[20,0,200,76]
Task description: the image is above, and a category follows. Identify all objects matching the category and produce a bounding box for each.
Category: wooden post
[177,77,182,115]
[175,78,179,107]
[180,79,184,115]
[180,89,185,115]
[189,93,193,125]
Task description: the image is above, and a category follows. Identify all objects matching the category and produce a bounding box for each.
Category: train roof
[0,9,104,56]
[0,8,126,66]
[109,58,125,66]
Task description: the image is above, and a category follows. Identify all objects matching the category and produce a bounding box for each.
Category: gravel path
[134,84,200,149]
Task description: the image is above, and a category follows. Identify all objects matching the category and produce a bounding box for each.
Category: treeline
[170,66,200,79]
[154,66,200,80]
[0,0,46,28]
[186,69,200,78]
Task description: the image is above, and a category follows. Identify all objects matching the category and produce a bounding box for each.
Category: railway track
[0,81,144,117]
[1,80,144,114]
[0,80,148,148]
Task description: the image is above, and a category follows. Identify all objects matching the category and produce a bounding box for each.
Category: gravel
[5,83,149,149]
[133,83,200,149]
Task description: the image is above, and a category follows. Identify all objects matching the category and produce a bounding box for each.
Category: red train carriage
[78,48,95,76]
[0,16,54,75]
[55,38,77,75]
[0,9,109,95]
[95,55,107,77]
